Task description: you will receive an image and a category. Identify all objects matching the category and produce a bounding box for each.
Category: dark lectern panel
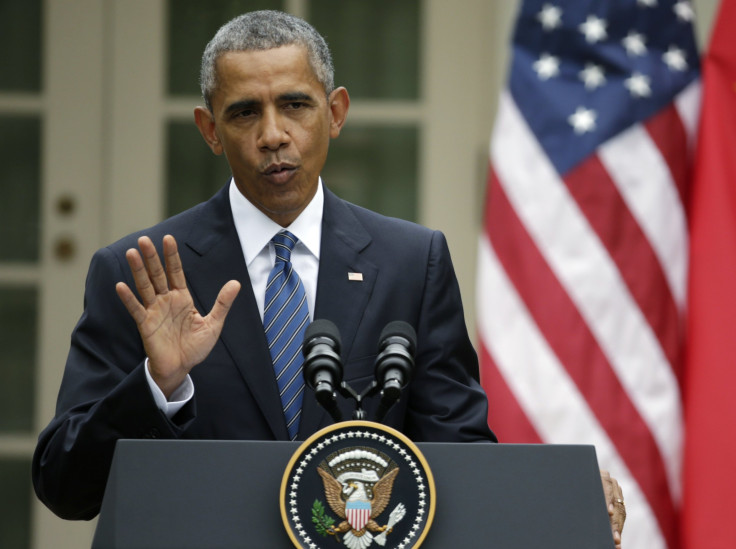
[93,440,613,548]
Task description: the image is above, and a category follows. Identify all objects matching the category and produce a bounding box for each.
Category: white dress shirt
[146,178,324,417]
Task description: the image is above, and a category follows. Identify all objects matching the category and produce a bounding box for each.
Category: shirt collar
[229,178,323,265]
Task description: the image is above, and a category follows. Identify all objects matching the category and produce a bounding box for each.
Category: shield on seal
[345,499,371,531]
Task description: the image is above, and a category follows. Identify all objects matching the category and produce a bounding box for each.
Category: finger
[207,280,241,326]
[138,236,170,295]
[599,470,614,511]
[599,469,625,544]
[609,477,623,513]
[162,235,187,291]
[115,282,147,325]
[610,504,625,531]
[124,247,157,307]
[610,484,625,539]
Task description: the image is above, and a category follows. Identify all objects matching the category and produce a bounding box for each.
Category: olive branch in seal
[311,499,337,538]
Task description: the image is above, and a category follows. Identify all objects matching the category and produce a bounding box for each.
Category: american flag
[477,2,700,548]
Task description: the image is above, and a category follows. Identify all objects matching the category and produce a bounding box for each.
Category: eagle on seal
[317,465,400,549]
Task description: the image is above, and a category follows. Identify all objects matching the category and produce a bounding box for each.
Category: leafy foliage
[312,499,336,537]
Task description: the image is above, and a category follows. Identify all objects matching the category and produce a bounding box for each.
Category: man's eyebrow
[278,92,315,103]
[224,99,260,115]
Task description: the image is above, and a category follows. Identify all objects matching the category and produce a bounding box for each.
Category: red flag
[477,2,700,548]
[682,2,736,547]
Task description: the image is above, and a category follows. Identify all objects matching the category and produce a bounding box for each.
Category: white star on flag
[637,0,657,7]
[674,1,695,22]
[537,3,563,31]
[579,63,606,90]
[568,106,597,134]
[533,53,560,80]
[624,72,652,98]
[663,45,688,71]
[579,15,608,43]
[623,32,648,56]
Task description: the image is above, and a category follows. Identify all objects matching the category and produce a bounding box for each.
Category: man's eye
[286,102,306,110]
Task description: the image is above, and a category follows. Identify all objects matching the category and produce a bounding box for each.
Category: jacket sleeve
[402,230,498,443]
[32,246,194,520]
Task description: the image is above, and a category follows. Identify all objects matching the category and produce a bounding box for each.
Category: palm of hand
[137,287,218,374]
[115,235,241,397]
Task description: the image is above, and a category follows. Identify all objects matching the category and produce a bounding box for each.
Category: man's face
[195,45,348,226]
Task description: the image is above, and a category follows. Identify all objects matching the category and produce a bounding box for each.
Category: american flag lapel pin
[348,272,363,282]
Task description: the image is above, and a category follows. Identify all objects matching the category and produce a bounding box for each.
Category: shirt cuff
[144,358,194,419]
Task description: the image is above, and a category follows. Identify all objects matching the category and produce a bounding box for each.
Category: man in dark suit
[32,10,624,546]
[32,9,495,521]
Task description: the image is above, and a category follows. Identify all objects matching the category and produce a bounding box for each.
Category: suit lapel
[299,189,378,436]
[181,186,289,440]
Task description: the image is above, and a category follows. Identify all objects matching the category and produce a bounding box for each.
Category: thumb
[208,280,241,325]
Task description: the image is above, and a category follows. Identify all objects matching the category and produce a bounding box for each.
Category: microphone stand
[312,379,380,422]
[334,379,397,422]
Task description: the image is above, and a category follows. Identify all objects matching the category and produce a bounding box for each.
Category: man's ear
[194,106,223,155]
[328,87,350,139]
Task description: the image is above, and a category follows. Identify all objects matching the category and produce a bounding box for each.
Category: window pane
[322,126,418,222]
[0,459,31,549]
[168,0,284,97]
[0,116,41,262]
[309,0,420,99]
[166,121,232,216]
[0,0,42,92]
[0,288,36,432]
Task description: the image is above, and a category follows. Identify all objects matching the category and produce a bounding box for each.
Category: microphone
[302,319,344,422]
[374,321,416,421]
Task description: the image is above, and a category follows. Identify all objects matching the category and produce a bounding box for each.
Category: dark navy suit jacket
[32,184,495,520]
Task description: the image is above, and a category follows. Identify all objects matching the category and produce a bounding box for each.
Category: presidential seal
[280,421,435,549]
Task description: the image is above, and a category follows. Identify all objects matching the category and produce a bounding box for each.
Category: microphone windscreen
[305,318,342,348]
[379,321,417,352]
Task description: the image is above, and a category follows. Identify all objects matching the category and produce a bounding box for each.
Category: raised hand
[115,235,241,398]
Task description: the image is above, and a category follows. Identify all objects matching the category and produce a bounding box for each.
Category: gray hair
[200,10,335,110]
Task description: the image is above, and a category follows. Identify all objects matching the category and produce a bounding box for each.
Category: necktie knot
[272,230,298,264]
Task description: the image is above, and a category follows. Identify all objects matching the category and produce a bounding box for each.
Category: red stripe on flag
[645,104,691,205]
[484,168,678,547]
[564,155,683,380]
[478,339,543,444]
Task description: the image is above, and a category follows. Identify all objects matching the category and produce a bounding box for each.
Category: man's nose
[258,108,289,150]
